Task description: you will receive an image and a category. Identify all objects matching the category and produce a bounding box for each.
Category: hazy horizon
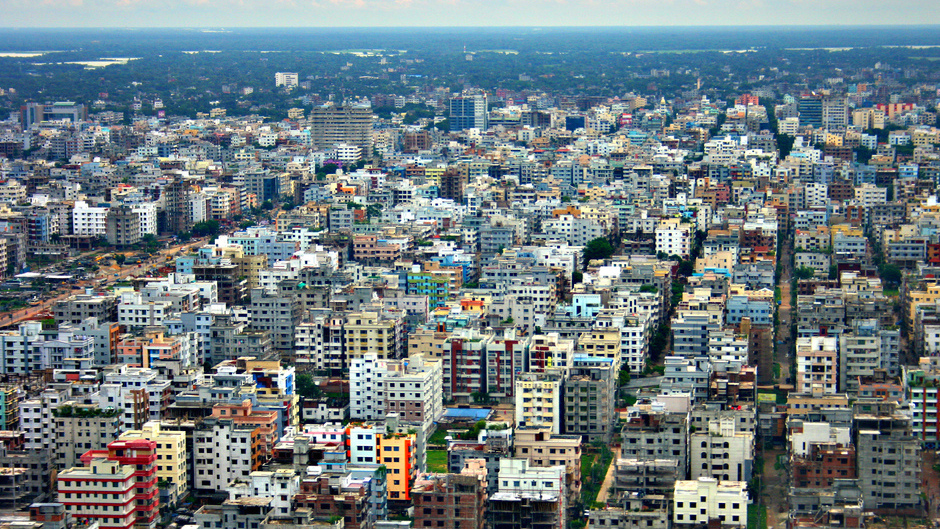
[0,0,938,29]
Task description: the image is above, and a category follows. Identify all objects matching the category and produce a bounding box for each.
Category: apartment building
[491,458,566,529]
[854,405,923,516]
[578,328,622,371]
[796,336,839,395]
[59,438,160,529]
[563,356,615,441]
[673,477,749,528]
[514,371,564,433]
[119,421,188,504]
[344,311,404,360]
[513,428,582,507]
[655,218,692,258]
[689,417,754,482]
[52,404,121,469]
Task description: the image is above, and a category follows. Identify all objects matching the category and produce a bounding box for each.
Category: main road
[1,238,207,327]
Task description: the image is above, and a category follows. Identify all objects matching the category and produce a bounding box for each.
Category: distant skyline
[0,0,938,28]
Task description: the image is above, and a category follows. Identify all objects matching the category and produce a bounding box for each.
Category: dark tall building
[799,95,823,127]
[565,115,587,131]
[105,205,141,247]
[403,131,432,153]
[308,104,374,156]
[162,177,192,235]
[440,167,465,203]
[449,93,488,132]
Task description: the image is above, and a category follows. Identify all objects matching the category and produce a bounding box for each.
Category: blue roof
[443,408,491,421]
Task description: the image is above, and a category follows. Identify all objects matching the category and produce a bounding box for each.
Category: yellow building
[344,311,401,359]
[119,421,188,503]
[786,391,849,415]
[829,224,863,243]
[912,128,940,147]
[424,166,446,183]
[578,328,621,369]
[908,282,940,328]
[380,433,417,501]
[407,329,451,360]
[514,373,564,433]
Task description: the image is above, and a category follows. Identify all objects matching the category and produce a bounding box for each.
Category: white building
[541,215,606,247]
[131,203,158,235]
[789,422,852,457]
[228,469,300,518]
[673,477,750,528]
[689,417,754,482]
[99,366,171,431]
[348,425,380,465]
[796,336,839,395]
[72,200,109,236]
[334,143,362,162]
[275,72,299,88]
[854,183,888,207]
[804,183,829,208]
[779,117,800,135]
[118,292,172,328]
[194,417,258,491]
[19,386,69,450]
[350,353,444,431]
[655,218,692,258]
[491,457,568,527]
[497,458,567,511]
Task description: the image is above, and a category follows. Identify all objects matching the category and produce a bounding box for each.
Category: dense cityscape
[0,24,938,529]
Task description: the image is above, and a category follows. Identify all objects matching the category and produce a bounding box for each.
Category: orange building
[212,400,279,457]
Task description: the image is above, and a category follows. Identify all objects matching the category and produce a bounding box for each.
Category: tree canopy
[794,266,815,280]
[583,238,614,263]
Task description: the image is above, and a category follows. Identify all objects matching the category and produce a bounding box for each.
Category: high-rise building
[52,404,121,470]
[799,95,823,128]
[274,72,299,88]
[449,93,488,131]
[308,104,374,156]
[439,167,465,202]
[20,102,87,128]
[823,96,849,129]
[162,177,193,235]
[106,205,141,247]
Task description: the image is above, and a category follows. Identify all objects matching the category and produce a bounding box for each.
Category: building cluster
[0,75,937,529]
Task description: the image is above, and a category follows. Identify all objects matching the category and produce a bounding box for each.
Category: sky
[0,0,938,27]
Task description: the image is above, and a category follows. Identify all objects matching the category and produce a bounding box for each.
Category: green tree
[191,220,221,237]
[880,263,902,288]
[366,204,383,219]
[572,270,584,283]
[115,254,126,266]
[777,134,795,158]
[583,238,614,265]
[793,266,815,280]
[296,373,322,400]
[140,234,161,252]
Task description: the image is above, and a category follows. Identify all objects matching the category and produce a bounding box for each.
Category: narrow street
[596,445,622,506]
[763,449,787,529]
[776,224,794,384]
[763,226,794,529]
